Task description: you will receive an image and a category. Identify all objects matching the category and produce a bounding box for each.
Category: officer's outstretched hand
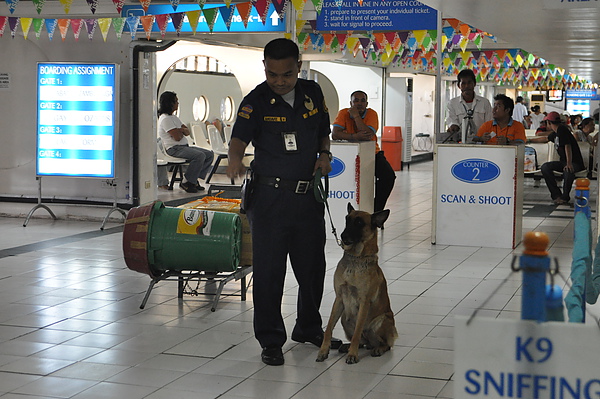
[226,160,246,180]
[313,155,332,176]
[226,138,249,180]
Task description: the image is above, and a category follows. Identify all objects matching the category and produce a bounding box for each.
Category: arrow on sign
[270,11,280,26]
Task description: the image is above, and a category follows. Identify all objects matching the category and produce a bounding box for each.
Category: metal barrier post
[518,231,551,322]
[564,178,592,322]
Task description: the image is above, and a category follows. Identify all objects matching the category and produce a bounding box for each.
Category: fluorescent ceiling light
[388,72,417,78]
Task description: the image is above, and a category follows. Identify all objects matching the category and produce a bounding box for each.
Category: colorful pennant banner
[0,1,595,89]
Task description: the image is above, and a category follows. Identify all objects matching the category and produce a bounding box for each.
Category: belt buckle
[295,180,309,194]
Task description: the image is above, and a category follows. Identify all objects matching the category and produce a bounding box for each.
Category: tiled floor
[0,160,597,398]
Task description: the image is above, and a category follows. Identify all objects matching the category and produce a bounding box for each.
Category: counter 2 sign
[451,158,501,184]
[37,62,118,178]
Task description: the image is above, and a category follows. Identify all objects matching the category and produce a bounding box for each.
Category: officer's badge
[304,95,314,111]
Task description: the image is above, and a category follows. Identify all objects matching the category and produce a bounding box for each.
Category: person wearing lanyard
[446,69,493,143]
[473,94,526,145]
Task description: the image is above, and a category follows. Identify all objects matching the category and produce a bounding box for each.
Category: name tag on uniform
[282,132,298,153]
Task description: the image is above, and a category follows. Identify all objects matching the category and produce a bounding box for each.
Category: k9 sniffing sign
[432,144,524,249]
[455,316,600,399]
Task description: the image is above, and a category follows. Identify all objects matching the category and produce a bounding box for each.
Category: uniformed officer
[227,38,341,366]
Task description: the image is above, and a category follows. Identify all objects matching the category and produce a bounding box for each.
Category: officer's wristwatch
[319,150,333,162]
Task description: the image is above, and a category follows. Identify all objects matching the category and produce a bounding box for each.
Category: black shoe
[261,346,284,366]
[180,181,198,193]
[291,333,342,350]
[195,183,205,191]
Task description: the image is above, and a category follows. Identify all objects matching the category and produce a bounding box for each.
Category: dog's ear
[371,209,390,228]
[347,203,355,214]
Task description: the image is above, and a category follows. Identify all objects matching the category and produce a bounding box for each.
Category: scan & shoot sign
[433,145,523,248]
[455,316,600,399]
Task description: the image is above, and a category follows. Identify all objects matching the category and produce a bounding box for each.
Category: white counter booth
[327,141,375,239]
[432,144,524,249]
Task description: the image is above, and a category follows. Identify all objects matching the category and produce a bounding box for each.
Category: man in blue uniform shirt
[226,38,341,366]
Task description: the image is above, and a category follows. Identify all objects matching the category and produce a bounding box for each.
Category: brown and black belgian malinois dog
[317,203,397,364]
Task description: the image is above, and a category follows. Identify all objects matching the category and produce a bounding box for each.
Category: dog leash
[314,169,343,248]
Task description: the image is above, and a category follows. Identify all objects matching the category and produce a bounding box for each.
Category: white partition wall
[432,144,524,249]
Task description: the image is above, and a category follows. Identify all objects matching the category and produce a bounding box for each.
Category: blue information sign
[121,4,286,33]
[566,89,600,100]
[317,0,437,31]
[36,63,118,178]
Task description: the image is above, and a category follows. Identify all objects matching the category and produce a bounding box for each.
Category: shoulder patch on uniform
[238,104,253,120]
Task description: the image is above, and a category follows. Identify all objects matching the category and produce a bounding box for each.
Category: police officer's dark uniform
[231,78,331,350]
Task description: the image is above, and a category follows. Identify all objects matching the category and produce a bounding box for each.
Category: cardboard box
[179,197,252,266]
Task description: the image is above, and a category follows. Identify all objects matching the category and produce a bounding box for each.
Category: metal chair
[157,137,188,190]
[223,125,232,145]
[206,125,234,185]
[550,141,590,179]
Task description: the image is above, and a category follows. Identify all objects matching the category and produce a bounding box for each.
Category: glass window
[192,96,209,122]
[220,96,235,123]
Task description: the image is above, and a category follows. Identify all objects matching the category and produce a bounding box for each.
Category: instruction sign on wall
[455,316,600,398]
[36,62,118,178]
[317,0,437,31]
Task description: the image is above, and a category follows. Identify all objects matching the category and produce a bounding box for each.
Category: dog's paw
[338,343,350,353]
[370,345,390,357]
[316,351,329,362]
[345,354,360,364]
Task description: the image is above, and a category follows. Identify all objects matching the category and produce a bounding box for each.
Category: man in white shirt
[446,69,493,143]
[512,96,528,125]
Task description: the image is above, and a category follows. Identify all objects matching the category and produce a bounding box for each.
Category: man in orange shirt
[474,94,526,145]
[332,91,396,213]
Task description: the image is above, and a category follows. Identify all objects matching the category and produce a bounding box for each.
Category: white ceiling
[419,0,600,85]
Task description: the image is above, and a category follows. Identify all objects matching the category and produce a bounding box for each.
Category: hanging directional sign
[121,3,286,33]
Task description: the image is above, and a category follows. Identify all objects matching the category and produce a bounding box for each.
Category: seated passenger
[332,90,396,213]
[570,114,583,133]
[529,105,545,131]
[158,91,214,193]
[205,118,226,141]
[535,119,553,137]
[573,117,596,145]
[530,111,585,205]
[472,94,526,145]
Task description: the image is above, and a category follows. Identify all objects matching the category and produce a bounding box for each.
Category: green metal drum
[123,201,242,276]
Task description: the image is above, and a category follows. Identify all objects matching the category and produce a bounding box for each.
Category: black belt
[255,175,313,194]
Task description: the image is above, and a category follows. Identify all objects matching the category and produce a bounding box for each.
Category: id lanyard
[461,101,477,142]
[461,101,477,119]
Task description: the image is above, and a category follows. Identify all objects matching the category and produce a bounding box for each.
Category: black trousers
[247,185,326,348]
[540,161,585,202]
[375,151,397,212]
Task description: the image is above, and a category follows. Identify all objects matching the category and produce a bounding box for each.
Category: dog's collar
[343,252,378,261]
